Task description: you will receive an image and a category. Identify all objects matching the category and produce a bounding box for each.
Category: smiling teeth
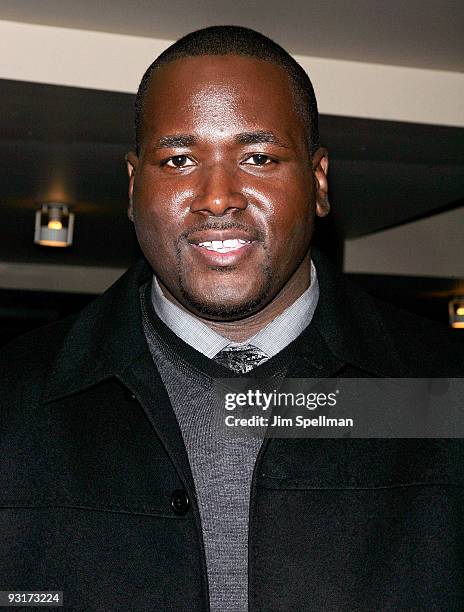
[198,238,250,253]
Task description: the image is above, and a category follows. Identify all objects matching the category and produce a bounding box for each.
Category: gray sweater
[140,285,293,611]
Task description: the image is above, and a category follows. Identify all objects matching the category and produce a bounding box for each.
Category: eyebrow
[153,130,289,150]
[155,134,197,149]
[234,131,290,148]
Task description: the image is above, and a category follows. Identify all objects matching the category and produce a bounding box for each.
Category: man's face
[127,55,329,320]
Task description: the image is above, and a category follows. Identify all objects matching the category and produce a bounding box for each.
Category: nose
[189,164,248,216]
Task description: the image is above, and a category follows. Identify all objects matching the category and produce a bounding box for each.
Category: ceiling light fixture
[449,296,464,329]
[34,203,74,248]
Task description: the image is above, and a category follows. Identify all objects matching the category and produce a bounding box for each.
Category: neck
[159,253,312,343]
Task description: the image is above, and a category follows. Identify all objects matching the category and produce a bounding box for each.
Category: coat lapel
[41,258,197,496]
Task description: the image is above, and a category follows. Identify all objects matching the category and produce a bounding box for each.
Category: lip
[189,241,256,266]
[187,229,257,245]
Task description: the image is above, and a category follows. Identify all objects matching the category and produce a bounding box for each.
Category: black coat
[1,250,464,611]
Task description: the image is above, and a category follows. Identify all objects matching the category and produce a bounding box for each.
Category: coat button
[124,389,137,402]
[171,490,190,515]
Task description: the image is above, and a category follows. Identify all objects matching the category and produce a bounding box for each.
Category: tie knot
[214,345,268,373]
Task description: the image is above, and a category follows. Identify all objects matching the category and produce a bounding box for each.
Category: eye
[242,154,274,166]
[164,155,196,168]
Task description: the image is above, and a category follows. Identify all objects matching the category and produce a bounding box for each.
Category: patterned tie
[213,345,269,374]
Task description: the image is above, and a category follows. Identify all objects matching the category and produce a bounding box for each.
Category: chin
[177,263,274,321]
[181,293,262,321]
[179,284,273,321]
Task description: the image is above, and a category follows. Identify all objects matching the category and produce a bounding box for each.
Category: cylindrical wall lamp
[34,203,74,247]
[449,296,464,329]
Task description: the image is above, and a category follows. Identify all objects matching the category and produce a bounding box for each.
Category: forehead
[141,55,304,143]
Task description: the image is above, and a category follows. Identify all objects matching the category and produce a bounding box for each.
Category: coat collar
[309,248,410,377]
[42,249,409,405]
[42,257,153,404]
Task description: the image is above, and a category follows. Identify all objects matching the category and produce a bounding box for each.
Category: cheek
[133,182,182,254]
[267,187,314,256]
[135,166,192,216]
[133,209,178,281]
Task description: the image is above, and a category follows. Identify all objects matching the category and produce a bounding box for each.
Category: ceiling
[2,78,463,269]
[0,0,463,72]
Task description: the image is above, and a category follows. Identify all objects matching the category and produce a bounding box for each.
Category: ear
[125,151,138,222]
[312,147,330,218]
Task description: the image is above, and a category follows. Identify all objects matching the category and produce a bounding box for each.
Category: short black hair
[134,25,320,156]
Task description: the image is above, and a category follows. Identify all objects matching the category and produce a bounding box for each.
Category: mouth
[187,231,259,266]
[195,238,251,254]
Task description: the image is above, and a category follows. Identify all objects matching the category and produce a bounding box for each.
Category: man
[1,26,463,611]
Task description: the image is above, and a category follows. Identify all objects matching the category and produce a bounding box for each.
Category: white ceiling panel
[0,0,462,71]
